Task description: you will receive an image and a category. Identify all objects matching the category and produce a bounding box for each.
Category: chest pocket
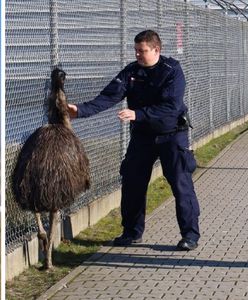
[128,76,160,108]
[130,77,146,92]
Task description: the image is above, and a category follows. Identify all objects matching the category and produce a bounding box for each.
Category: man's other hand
[118,109,136,122]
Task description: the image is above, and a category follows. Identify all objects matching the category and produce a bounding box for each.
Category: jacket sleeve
[134,63,186,131]
[76,70,128,118]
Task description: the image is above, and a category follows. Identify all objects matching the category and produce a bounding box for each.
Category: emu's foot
[38,257,54,271]
[37,232,48,252]
[38,264,55,272]
[43,256,54,270]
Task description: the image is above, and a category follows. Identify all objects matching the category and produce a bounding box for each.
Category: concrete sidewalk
[39,131,248,300]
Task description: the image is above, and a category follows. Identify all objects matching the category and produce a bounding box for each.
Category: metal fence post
[244,23,248,116]
[50,0,59,68]
[207,13,213,131]
[240,22,245,117]
[225,18,230,123]
[43,0,59,124]
[120,0,128,160]
[157,0,163,33]
[183,2,193,144]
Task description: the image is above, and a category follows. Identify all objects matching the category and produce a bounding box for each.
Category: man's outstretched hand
[67,104,78,119]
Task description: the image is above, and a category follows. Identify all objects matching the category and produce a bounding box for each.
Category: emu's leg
[35,212,48,253]
[45,210,58,269]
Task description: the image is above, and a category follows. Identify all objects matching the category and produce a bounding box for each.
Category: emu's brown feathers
[12,68,90,212]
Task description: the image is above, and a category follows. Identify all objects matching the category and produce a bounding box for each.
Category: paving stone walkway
[39,131,248,300]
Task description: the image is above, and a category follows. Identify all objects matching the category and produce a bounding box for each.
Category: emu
[12,68,90,269]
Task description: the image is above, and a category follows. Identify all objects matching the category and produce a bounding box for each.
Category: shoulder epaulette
[163,62,173,69]
[160,56,179,69]
[124,61,138,70]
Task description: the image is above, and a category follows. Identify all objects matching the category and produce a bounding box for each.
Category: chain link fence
[6,0,248,252]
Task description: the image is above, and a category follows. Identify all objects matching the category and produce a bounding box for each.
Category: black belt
[158,125,189,135]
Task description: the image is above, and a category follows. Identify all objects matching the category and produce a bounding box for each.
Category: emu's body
[13,68,90,269]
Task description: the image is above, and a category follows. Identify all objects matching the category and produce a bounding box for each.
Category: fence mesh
[5,0,248,252]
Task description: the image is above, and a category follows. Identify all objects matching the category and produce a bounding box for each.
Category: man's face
[134,41,160,67]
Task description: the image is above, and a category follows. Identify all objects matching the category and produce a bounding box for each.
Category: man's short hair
[134,30,162,49]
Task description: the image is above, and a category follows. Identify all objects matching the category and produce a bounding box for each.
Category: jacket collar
[134,56,173,87]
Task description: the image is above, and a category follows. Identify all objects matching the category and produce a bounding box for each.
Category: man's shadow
[52,240,248,269]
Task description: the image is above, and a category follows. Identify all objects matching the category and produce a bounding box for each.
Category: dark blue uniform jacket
[77,55,187,135]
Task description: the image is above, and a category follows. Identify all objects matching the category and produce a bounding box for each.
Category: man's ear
[155,46,160,54]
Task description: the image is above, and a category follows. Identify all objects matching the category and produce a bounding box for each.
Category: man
[68,30,200,250]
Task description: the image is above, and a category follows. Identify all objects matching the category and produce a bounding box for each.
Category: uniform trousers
[120,130,200,242]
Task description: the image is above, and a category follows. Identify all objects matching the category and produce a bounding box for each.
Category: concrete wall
[6,115,248,281]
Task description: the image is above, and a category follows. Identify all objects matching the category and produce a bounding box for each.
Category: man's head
[134,30,161,67]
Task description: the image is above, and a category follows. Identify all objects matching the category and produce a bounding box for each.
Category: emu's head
[51,68,66,91]
[48,68,71,128]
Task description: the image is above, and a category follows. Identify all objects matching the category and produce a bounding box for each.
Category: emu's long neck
[48,88,72,130]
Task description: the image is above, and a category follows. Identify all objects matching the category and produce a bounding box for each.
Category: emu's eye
[58,71,66,80]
